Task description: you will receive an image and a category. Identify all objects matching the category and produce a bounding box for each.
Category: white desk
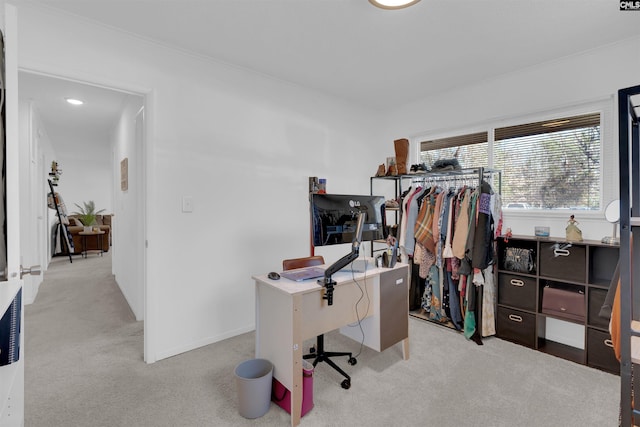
[252,263,409,427]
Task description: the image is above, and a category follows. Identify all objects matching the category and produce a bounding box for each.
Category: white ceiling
[18,0,640,148]
[19,72,131,154]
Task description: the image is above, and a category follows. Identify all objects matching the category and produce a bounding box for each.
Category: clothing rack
[386,166,502,343]
[371,168,502,213]
[47,179,73,263]
[399,167,502,194]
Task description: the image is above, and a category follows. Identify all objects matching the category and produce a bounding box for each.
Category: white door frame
[2,4,25,425]
[18,67,155,363]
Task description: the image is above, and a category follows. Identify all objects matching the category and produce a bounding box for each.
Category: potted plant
[73,201,105,232]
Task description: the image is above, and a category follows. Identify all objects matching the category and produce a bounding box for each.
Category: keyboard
[280,266,326,281]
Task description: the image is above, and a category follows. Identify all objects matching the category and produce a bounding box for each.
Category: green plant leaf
[72,200,105,226]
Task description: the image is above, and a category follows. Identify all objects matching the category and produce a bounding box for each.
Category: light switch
[182,196,193,213]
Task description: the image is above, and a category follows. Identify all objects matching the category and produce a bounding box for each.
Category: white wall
[18,99,58,303]
[383,35,640,241]
[53,139,113,217]
[18,99,36,303]
[15,3,386,362]
[112,94,144,320]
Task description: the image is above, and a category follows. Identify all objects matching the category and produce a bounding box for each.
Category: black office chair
[282,256,357,390]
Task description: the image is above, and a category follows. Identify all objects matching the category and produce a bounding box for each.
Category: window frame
[413,99,616,220]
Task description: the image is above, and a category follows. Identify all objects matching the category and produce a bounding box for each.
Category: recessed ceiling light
[369,0,421,9]
[65,98,84,106]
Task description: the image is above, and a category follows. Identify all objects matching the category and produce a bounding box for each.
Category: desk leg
[254,283,301,426]
[290,294,302,427]
[402,270,410,361]
[402,337,410,360]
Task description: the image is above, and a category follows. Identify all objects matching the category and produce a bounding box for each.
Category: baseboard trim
[155,324,255,362]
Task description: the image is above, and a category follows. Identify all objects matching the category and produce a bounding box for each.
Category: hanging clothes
[445,258,464,330]
[435,190,449,268]
[472,180,494,270]
[458,188,478,276]
[452,188,471,259]
[442,194,455,259]
[415,189,437,254]
[481,265,496,337]
[397,170,500,341]
[402,186,424,257]
[423,264,443,321]
[408,258,423,311]
[398,186,417,259]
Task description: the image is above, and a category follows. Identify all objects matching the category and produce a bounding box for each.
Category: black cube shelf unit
[496,235,619,374]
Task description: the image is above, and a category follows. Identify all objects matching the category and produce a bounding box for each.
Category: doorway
[18,70,147,358]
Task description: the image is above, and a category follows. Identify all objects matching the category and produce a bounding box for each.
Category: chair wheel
[309,346,316,354]
[341,379,351,389]
[348,357,357,366]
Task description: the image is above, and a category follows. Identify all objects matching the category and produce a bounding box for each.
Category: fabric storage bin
[586,328,619,374]
[541,286,585,322]
[496,306,536,348]
[502,246,536,274]
[539,242,586,283]
[272,360,314,417]
[498,273,537,311]
[588,288,609,328]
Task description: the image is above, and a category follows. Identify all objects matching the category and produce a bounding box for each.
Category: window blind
[417,112,602,210]
[420,132,488,169]
[495,113,600,209]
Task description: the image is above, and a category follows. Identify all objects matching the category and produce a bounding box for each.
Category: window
[419,112,601,211]
[420,132,488,169]
[495,113,600,210]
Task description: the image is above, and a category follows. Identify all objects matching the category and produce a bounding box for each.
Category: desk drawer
[496,306,536,349]
[539,242,586,283]
[587,328,619,374]
[498,273,536,311]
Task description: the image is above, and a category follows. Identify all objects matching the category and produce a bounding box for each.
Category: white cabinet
[340,267,409,352]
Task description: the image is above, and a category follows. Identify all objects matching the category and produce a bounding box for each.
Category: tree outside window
[419,112,601,210]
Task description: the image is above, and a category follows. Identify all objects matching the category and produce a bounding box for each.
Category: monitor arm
[319,212,365,306]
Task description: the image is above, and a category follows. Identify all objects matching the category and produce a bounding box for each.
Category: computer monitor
[310,194,386,247]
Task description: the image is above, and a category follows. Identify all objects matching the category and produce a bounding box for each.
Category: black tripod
[303,334,357,389]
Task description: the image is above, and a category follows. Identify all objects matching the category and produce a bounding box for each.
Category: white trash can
[234,358,273,419]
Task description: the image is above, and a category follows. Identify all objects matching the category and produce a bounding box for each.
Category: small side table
[78,230,106,258]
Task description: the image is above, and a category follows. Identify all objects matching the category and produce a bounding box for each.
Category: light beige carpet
[25,253,620,426]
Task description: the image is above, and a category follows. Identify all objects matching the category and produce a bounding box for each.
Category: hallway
[24,253,143,425]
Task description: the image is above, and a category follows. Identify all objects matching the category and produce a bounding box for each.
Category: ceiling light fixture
[369,0,421,10]
[65,98,84,106]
